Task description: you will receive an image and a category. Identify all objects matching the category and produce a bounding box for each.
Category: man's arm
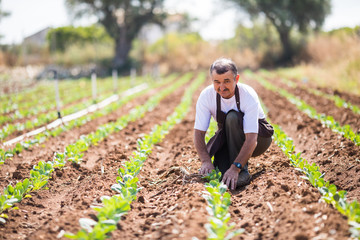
[222,133,257,190]
[194,129,214,175]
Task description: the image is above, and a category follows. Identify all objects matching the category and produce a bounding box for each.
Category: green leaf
[79,218,97,233]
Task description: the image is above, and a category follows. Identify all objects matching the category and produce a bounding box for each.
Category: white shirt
[194,83,265,133]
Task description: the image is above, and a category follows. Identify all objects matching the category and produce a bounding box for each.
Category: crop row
[0,77,142,141]
[0,91,113,141]
[1,79,77,112]
[0,74,179,165]
[199,119,244,240]
[255,87,360,238]
[0,80,115,127]
[0,75,135,119]
[0,73,193,223]
[260,70,360,116]
[271,123,360,238]
[246,71,360,146]
[1,77,109,115]
[64,73,205,239]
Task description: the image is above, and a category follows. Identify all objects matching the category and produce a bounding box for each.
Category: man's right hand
[199,161,215,175]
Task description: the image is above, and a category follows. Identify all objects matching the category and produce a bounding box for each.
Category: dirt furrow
[0,82,172,188]
[0,77,189,239]
[266,76,360,133]
[277,76,360,107]
[110,84,209,240]
[112,80,348,240]
[229,144,349,240]
[0,92,103,130]
[246,79,360,202]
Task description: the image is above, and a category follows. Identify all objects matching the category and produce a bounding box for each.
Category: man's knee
[225,111,240,129]
[252,136,272,157]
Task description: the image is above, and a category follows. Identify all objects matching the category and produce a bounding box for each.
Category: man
[194,58,273,190]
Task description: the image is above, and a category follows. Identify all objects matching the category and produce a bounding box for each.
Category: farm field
[0,71,359,240]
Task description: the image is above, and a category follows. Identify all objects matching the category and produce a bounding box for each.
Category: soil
[282,76,360,107]
[0,74,357,240]
[265,76,360,134]
[245,78,360,203]
[0,88,127,141]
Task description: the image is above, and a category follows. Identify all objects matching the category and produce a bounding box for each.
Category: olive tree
[66,0,166,69]
[227,0,331,63]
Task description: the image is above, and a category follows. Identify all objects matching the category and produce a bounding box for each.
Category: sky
[0,0,359,45]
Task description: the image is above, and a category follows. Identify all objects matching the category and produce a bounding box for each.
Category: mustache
[217,88,229,92]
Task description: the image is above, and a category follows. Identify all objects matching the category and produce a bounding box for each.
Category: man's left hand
[222,166,240,190]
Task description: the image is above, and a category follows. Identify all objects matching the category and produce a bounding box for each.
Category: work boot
[236,164,251,187]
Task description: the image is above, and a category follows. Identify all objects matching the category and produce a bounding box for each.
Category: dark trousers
[214,111,272,173]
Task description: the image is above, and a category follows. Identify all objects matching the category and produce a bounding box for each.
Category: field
[0,71,359,240]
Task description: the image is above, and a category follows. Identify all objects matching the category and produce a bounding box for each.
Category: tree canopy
[65,0,166,70]
[47,25,111,52]
[228,0,331,63]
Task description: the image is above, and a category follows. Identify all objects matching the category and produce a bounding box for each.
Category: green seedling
[203,168,222,182]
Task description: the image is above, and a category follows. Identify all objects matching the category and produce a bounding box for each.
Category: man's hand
[222,165,240,190]
[199,161,215,175]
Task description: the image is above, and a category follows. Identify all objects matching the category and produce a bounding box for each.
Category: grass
[277,33,360,95]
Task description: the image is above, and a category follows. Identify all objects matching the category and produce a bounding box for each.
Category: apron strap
[216,92,221,122]
[235,85,241,111]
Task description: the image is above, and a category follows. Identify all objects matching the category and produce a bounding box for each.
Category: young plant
[202,180,244,240]
[65,73,206,239]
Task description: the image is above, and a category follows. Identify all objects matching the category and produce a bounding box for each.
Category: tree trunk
[277,28,293,64]
[113,28,133,69]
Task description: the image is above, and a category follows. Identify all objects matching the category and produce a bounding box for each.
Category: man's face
[211,70,239,99]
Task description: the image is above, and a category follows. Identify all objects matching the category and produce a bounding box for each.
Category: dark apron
[206,85,273,166]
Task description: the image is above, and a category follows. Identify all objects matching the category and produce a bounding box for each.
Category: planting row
[0,79,115,127]
[245,71,360,146]
[1,77,115,115]
[259,70,360,137]
[1,70,358,239]
[0,74,178,165]
[65,72,205,239]
[246,73,360,201]
[0,73,195,226]
[271,122,359,238]
[0,72,201,239]
[263,70,360,115]
[111,74,352,239]
[0,77,147,141]
[274,69,360,107]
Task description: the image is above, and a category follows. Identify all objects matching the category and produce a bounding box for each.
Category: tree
[47,25,112,52]
[227,0,331,64]
[66,0,166,69]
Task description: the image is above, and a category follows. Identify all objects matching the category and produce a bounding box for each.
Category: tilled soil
[265,76,360,134]
[1,87,140,142]
[0,76,189,240]
[0,75,357,240]
[246,78,360,202]
[0,93,100,130]
[0,82,171,189]
[278,76,360,107]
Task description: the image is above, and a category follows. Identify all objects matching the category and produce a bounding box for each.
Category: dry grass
[138,33,260,75]
[278,33,360,95]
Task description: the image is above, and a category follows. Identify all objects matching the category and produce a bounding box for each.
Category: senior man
[194,58,273,190]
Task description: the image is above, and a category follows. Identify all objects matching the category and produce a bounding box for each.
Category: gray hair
[209,58,238,78]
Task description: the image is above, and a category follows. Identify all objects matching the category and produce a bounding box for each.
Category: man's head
[210,58,239,99]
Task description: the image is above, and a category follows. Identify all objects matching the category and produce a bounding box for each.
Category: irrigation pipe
[2,83,148,147]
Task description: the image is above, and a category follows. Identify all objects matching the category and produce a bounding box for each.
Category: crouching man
[194,58,273,190]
